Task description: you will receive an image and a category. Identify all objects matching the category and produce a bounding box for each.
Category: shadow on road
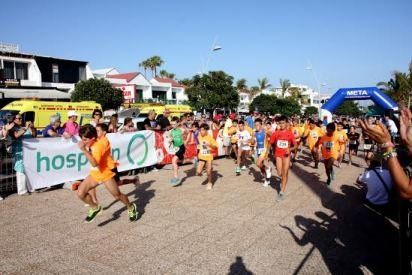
[98,180,155,227]
[281,159,399,274]
[228,256,254,275]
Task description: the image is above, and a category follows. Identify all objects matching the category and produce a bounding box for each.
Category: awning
[0,87,70,99]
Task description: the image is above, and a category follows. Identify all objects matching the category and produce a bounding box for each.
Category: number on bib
[257,148,266,155]
[201,149,210,155]
[324,141,333,150]
[277,140,288,149]
[363,144,372,150]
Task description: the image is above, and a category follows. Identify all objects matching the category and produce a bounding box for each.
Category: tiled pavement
[0,150,399,274]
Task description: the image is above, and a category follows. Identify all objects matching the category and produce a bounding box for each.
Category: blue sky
[1,0,411,94]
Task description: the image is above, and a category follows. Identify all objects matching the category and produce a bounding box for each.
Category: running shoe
[241,165,247,171]
[263,179,270,187]
[85,205,102,223]
[326,178,331,186]
[170,178,181,187]
[235,167,241,174]
[206,183,213,190]
[265,167,272,178]
[128,203,138,222]
[276,192,284,202]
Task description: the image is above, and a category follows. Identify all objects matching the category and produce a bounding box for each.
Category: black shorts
[111,167,121,182]
[348,144,359,151]
[175,145,186,161]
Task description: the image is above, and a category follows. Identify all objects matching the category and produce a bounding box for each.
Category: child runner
[77,124,138,223]
[270,115,295,201]
[170,117,186,186]
[315,122,340,187]
[291,118,304,162]
[235,120,252,174]
[196,123,218,190]
[253,118,272,187]
[347,125,360,165]
[335,122,348,167]
[303,119,324,169]
[229,120,239,162]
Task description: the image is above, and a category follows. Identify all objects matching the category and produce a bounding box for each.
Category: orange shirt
[318,134,340,160]
[89,136,116,183]
[198,134,218,161]
[291,126,304,140]
[306,127,324,150]
[335,130,348,145]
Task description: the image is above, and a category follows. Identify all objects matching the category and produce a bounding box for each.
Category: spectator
[157,108,172,130]
[90,109,103,127]
[43,115,64,137]
[144,110,160,130]
[122,117,138,132]
[8,114,36,195]
[108,114,119,133]
[359,108,412,199]
[63,111,79,138]
[384,114,399,141]
[245,112,254,129]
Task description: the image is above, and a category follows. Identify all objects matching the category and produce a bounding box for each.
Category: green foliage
[250,94,301,117]
[185,71,239,111]
[377,60,412,105]
[279,78,291,97]
[139,56,164,77]
[236,78,247,91]
[71,78,123,110]
[304,106,318,117]
[159,69,175,79]
[258,77,271,90]
[334,101,362,116]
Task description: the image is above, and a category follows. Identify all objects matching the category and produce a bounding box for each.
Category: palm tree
[236,78,248,92]
[159,69,168,78]
[288,86,302,101]
[258,77,271,91]
[139,60,150,78]
[279,78,291,97]
[149,56,164,77]
[249,86,261,100]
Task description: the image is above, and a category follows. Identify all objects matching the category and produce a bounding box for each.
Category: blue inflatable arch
[320,87,398,121]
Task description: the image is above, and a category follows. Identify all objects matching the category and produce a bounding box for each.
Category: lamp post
[305,65,324,119]
[203,35,222,74]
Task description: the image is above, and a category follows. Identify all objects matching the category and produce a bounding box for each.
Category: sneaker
[206,183,213,190]
[276,192,284,202]
[235,167,241,174]
[265,167,272,178]
[170,178,181,187]
[0,195,3,201]
[326,178,331,186]
[241,165,247,171]
[128,203,138,222]
[348,161,352,166]
[263,179,270,187]
[331,169,336,181]
[85,205,102,223]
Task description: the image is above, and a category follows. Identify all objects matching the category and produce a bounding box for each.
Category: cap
[68,110,79,118]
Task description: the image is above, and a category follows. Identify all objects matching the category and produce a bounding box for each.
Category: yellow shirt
[198,134,217,161]
[335,130,348,145]
[291,126,304,140]
[319,134,340,160]
[305,127,324,150]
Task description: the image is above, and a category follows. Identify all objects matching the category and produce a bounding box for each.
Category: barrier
[0,139,16,193]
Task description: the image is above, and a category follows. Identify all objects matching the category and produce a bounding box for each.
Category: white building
[150,77,187,104]
[0,49,93,104]
[237,91,252,113]
[104,72,152,104]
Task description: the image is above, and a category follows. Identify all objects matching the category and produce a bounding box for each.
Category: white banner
[23,131,157,190]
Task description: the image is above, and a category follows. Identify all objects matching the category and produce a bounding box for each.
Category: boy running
[335,122,348,167]
[235,120,252,174]
[77,124,138,223]
[253,118,272,187]
[170,117,186,186]
[291,119,304,162]
[303,119,324,169]
[197,123,218,190]
[270,116,295,201]
[315,122,340,186]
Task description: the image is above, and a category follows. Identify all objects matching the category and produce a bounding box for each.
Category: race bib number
[277,140,288,149]
[257,148,266,155]
[349,140,357,145]
[201,149,210,155]
[324,141,333,150]
[310,132,318,139]
[363,144,372,150]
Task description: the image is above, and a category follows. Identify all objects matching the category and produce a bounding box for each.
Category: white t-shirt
[223,119,232,137]
[237,130,251,150]
[358,168,393,205]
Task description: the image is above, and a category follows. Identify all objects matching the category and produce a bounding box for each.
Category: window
[22,111,35,125]
[3,61,14,79]
[52,64,59,83]
[172,92,176,99]
[15,62,28,80]
[79,66,86,81]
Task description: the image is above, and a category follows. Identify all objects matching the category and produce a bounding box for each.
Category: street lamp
[305,65,323,119]
[203,36,222,74]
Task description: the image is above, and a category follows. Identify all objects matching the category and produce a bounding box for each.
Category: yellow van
[136,104,192,117]
[0,100,102,130]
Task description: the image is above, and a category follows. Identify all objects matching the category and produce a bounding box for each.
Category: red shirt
[270,129,295,157]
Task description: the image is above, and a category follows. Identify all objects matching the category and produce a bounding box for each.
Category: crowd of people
[1,106,412,227]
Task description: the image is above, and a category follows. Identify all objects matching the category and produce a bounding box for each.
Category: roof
[0,51,88,63]
[154,77,185,88]
[92,68,116,75]
[106,72,140,82]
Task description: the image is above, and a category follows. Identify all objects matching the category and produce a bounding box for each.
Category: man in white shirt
[384,115,398,135]
[235,120,251,174]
